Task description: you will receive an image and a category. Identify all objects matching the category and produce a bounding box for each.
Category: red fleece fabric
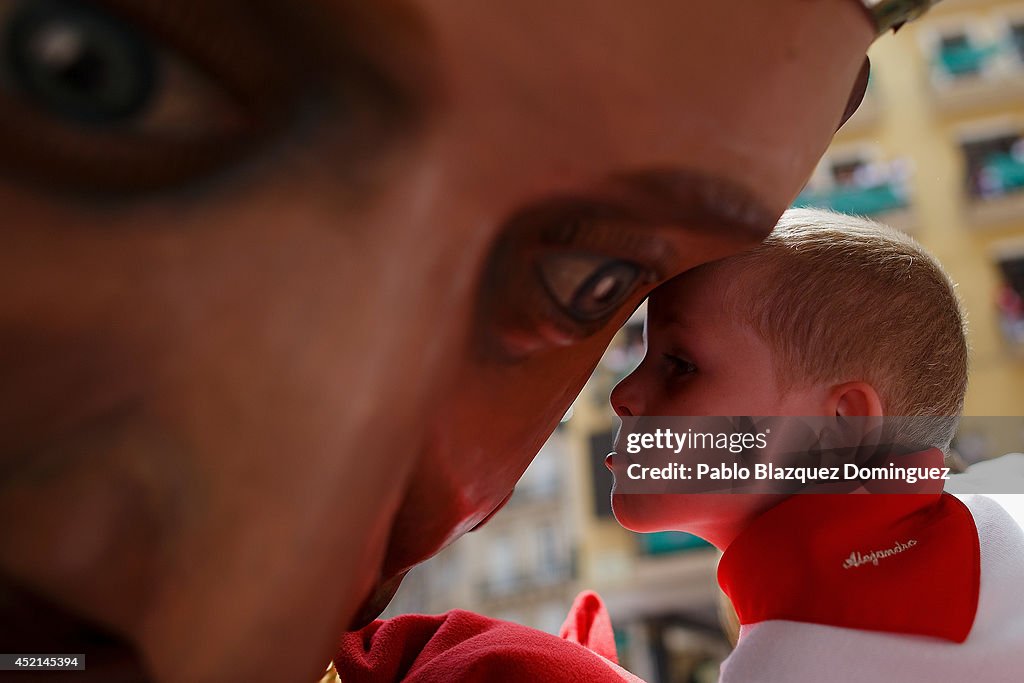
[334,591,642,683]
[718,492,980,643]
[558,590,619,663]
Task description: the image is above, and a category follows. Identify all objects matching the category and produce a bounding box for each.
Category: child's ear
[829,381,883,417]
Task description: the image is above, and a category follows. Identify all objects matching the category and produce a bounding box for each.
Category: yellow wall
[837,0,1024,415]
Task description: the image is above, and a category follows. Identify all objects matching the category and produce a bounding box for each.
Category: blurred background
[382,1,1024,680]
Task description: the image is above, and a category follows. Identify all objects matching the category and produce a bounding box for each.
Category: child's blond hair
[711,208,968,451]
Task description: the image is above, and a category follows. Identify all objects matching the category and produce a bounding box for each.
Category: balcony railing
[935,43,1001,77]
[978,152,1024,198]
[793,182,908,217]
[477,554,577,599]
[637,531,710,556]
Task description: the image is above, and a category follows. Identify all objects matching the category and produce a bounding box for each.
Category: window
[1000,254,1024,300]
[996,250,1024,347]
[832,159,866,186]
[486,532,518,594]
[794,153,911,217]
[535,522,566,581]
[1010,21,1024,63]
[429,549,460,596]
[934,30,996,79]
[516,432,564,501]
[940,33,979,76]
[588,429,616,518]
[961,131,1024,200]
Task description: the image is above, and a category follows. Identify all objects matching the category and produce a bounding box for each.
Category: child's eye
[663,353,697,376]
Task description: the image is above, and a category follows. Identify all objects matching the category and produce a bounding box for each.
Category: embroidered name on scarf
[717,488,981,643]
[843,539,918,568]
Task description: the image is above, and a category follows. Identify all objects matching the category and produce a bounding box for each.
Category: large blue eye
[3,0,158,125]
[569,260,641,321]
[540,253,642,322]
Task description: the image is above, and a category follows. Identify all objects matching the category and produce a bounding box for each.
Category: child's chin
[611,493,676,533]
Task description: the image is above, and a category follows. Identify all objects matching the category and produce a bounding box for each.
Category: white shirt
[720,494,1024,683]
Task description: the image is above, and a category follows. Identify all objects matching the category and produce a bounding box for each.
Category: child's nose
[610,374,643,417]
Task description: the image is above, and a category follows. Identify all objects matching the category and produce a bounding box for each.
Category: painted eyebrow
[497,167,779,257]
[599,168,779,240]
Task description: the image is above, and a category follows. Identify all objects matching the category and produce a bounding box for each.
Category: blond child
[609,208,1024,682]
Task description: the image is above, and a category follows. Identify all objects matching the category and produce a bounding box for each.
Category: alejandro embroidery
[843,539,918,568]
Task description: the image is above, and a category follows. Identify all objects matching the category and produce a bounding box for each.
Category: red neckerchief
[718,481,980,643]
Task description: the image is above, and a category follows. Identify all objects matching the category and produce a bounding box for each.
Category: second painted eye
[0,0,296,193]
[539,253,643,322]
[3,0,157,125]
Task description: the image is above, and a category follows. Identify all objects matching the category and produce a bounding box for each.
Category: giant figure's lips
[0,581,149,682]
[348,570,408,631]
[347,487,515,630]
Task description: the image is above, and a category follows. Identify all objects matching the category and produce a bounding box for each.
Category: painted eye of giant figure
[0,1,916,681]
